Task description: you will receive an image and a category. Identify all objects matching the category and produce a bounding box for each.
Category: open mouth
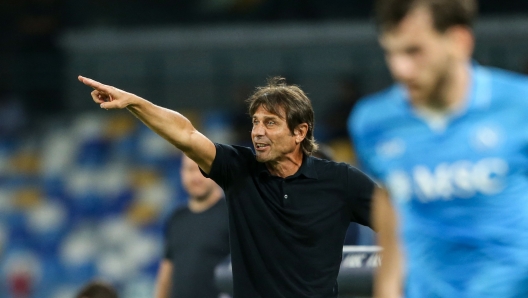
[255,143,269,151]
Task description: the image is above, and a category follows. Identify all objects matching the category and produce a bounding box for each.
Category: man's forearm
[374,235,403,298]
[78,75,217,173]
[126,99,196,152]
[373,188,403,298]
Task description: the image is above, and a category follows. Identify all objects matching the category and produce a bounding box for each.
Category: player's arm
[373,187,403,298]
[154,259,173,298]
[78,76,216,173]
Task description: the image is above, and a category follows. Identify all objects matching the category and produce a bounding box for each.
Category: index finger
[78,75,114,94]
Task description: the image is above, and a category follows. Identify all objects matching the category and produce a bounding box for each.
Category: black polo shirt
[203,143,375,298]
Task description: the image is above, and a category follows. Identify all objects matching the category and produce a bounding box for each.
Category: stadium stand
[0,112,188,298]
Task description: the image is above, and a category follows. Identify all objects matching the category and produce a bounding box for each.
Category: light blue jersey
[349,64,528,298]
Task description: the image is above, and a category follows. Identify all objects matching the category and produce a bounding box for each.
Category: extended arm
[78,76,216,173]
[372,188,403,298]
[155,259,173,298]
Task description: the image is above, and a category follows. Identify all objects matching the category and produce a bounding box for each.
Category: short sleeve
[347,165,376,228]
[200,143,253,190]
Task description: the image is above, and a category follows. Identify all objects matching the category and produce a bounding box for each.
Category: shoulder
[163,205,191,233]
[215,143,255,162]
[210,197,228,211]
[348,85,405,134]
[483,66,528,103]
[208,144,257,188]
[309,157,368,179]
[167,205,190,223]
[209,199,229,224]
[486,66,528,87]
[310,158,376,195]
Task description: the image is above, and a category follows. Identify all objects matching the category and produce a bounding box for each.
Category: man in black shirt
[155,155,229,298]
[79,75,378,298]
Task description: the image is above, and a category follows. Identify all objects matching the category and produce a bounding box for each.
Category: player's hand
[78,75,138,110]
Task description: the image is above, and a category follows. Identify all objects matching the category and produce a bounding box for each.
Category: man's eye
[267,121,275,125]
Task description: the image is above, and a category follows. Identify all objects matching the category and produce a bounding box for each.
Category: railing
[214,245,381,298]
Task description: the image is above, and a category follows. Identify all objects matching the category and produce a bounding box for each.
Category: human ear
[446,26,474,61]
[294,123,308,141]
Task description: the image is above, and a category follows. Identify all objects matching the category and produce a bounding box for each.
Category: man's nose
[252,123,265,136]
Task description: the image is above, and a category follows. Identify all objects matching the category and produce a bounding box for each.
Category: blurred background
[1,1,528,297]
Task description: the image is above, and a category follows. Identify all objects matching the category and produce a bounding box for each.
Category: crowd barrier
[214,246,381,298]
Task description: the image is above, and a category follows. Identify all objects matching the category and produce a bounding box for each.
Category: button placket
[281,180,290,206]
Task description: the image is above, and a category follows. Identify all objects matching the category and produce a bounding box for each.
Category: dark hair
[76,281,118,298]
[375,0,477,32]
[247,77,318,155]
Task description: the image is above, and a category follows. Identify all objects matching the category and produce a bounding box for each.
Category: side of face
[251,105,306,163]
[379,6,461,106]
[180,155,217,200]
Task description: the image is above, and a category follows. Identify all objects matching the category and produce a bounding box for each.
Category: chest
[227,176,351,240]
[252,176,348,214]
[369,109,528,204]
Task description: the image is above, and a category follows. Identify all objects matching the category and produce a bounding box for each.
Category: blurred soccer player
[155,155,229,298]
[78,75,378,297]
[349,0,528,297]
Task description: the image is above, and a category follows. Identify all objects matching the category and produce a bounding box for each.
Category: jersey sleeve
[346,165,376,229]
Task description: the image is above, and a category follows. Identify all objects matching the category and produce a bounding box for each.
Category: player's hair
[375,0,477,32]
[247,77,318,156]
[76,281,118,298]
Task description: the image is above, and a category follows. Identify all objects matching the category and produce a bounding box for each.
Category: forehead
[252,105,286,119]
[379,7,440,48]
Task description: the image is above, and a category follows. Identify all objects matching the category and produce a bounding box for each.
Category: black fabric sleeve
[200,143,251,191]
[347,165,376,229]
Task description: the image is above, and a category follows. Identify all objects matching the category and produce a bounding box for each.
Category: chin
[191,192,210,202]
[255,153,271,163]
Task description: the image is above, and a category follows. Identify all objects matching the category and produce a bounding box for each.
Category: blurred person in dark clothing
[76,281,118,298]
[155,155,229,298]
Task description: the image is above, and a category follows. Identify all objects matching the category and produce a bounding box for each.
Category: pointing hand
[78,76,136,109]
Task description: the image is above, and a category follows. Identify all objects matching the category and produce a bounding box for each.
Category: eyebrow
[253,115,281,121]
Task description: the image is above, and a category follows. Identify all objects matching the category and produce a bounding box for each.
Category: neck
[443,62,471,111]
[188,187,223,213]
[266,150,304,178]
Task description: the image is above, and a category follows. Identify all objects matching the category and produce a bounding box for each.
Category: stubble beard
[423,57,453,111]
[255,150,274,163]
[190,186,214,203]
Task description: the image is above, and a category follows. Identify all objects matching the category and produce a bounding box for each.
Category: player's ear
[446,25,474,61]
